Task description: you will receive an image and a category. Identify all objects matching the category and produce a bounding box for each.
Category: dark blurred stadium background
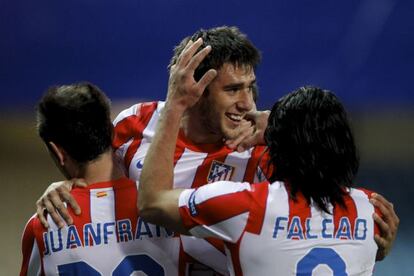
[1,0,413,274]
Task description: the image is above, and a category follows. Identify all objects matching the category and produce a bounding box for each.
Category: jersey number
[296,248,347,276]
[57,254,165,275]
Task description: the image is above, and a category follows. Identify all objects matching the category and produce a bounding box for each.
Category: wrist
[163,101,186,119]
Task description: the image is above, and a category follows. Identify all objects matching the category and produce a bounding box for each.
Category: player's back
[21,177,179,275]
[238,181,378,276]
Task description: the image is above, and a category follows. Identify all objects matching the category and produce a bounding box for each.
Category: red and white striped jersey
[112,101,271,274]
[20,177,179,276]
[179,181,379,276]
[112,101,270,188]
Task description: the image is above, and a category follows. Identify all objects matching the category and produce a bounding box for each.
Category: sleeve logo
[188,190,198,217]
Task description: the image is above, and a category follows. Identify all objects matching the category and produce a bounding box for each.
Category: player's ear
[48,141,66,166]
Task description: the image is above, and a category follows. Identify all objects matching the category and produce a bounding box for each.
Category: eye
[224,87,240,94]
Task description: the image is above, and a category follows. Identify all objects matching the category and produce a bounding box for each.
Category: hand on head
[166,38,217,112]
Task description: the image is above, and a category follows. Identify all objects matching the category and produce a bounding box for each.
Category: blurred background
[1,0,413,274]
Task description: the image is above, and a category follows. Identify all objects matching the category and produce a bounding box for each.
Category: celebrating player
[137,42,394,273]
[33,27,398,273]
[34,26,268,274]
[20,83,179,275]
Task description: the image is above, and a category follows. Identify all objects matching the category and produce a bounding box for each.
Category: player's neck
[75,150,124,185]
[180,110,223,144]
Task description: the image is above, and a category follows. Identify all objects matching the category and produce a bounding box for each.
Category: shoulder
[21,214,45,249]
[113,101,163,126]
[348,187,377,203]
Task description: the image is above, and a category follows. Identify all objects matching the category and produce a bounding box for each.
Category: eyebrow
[223,79,256,90]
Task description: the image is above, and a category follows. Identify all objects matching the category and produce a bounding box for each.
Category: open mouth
[226,113,243,123]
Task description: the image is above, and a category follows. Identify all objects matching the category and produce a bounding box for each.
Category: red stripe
[112,102,158,172]
[70,188,92,245]
[20,218,36,276]
[226,238,243,276]
[287,186,311,240]
[204,237,225,254]
[242,146,264,183]
[114,178,138,241]
[31,218,47,275]
[180,189,251,230]
[258,149,273,180]
[243,146,273,183]
[173,145,185,166]
[178,238,191,276]
[333,192,358,239]
[359,188,381,236]
[245,182,269,234]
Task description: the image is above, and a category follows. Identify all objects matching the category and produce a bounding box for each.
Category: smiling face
[196,63,256,141]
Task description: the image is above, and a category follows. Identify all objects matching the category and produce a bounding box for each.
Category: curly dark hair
[37,82,113,163]
[264,86,359,213]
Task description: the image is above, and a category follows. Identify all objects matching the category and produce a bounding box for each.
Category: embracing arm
[35,179,86,228]
[138,38,217,233]
[370,193,400,261]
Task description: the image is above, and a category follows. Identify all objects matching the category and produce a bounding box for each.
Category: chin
[222,128,240,141]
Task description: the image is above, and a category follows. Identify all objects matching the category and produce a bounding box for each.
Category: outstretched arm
[138,38,217,233]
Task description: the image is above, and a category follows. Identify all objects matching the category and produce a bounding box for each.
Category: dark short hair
[169,26,261,99]
[37,82,113,163]
[264,86,359,213]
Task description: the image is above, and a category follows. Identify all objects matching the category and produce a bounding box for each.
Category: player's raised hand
[370,193,399,261]
[225,110,270,152]
[167,38,217,111]
[36,178,86,228]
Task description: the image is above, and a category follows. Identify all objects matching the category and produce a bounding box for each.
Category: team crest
[207,160,235,183]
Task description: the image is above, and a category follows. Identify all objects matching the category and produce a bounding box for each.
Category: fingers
[196,69,217,93]
[36,200,49,228]
[175,39,194,66]
[62,192,81,215]
[35,179,82,228]
[371,193,394,210]
[73,178,87,188]
[370,193,399,228]
[42,195,65,228]
[186,45,211,71]
[177,38,203,68]
[225,120,255,151]
[374,234,387,261]
[370,193,399,260]
[373,213,390,237]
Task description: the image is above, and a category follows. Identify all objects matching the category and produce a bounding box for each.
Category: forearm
[138,105,184,213]
[138,38,216,230]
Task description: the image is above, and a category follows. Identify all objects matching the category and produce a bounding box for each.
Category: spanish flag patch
[96,191,107,198]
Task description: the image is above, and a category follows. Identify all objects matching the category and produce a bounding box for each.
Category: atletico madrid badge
[207,160,235,183]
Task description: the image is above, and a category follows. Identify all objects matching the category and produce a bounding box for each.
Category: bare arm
[138,38,217,233]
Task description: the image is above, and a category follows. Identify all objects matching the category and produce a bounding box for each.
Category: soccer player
[35,26,269,274]
[34,27,398,271]
[20,83,179,275]
[137,51,392,274]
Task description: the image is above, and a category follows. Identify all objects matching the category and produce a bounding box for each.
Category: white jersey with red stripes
[112,101,270,274]
[20,178,179,276]
[179,180,379,276]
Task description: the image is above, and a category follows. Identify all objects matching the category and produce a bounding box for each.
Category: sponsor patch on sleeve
[188,190,198,217]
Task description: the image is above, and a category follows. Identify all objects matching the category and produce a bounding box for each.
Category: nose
[236,89,254,111]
